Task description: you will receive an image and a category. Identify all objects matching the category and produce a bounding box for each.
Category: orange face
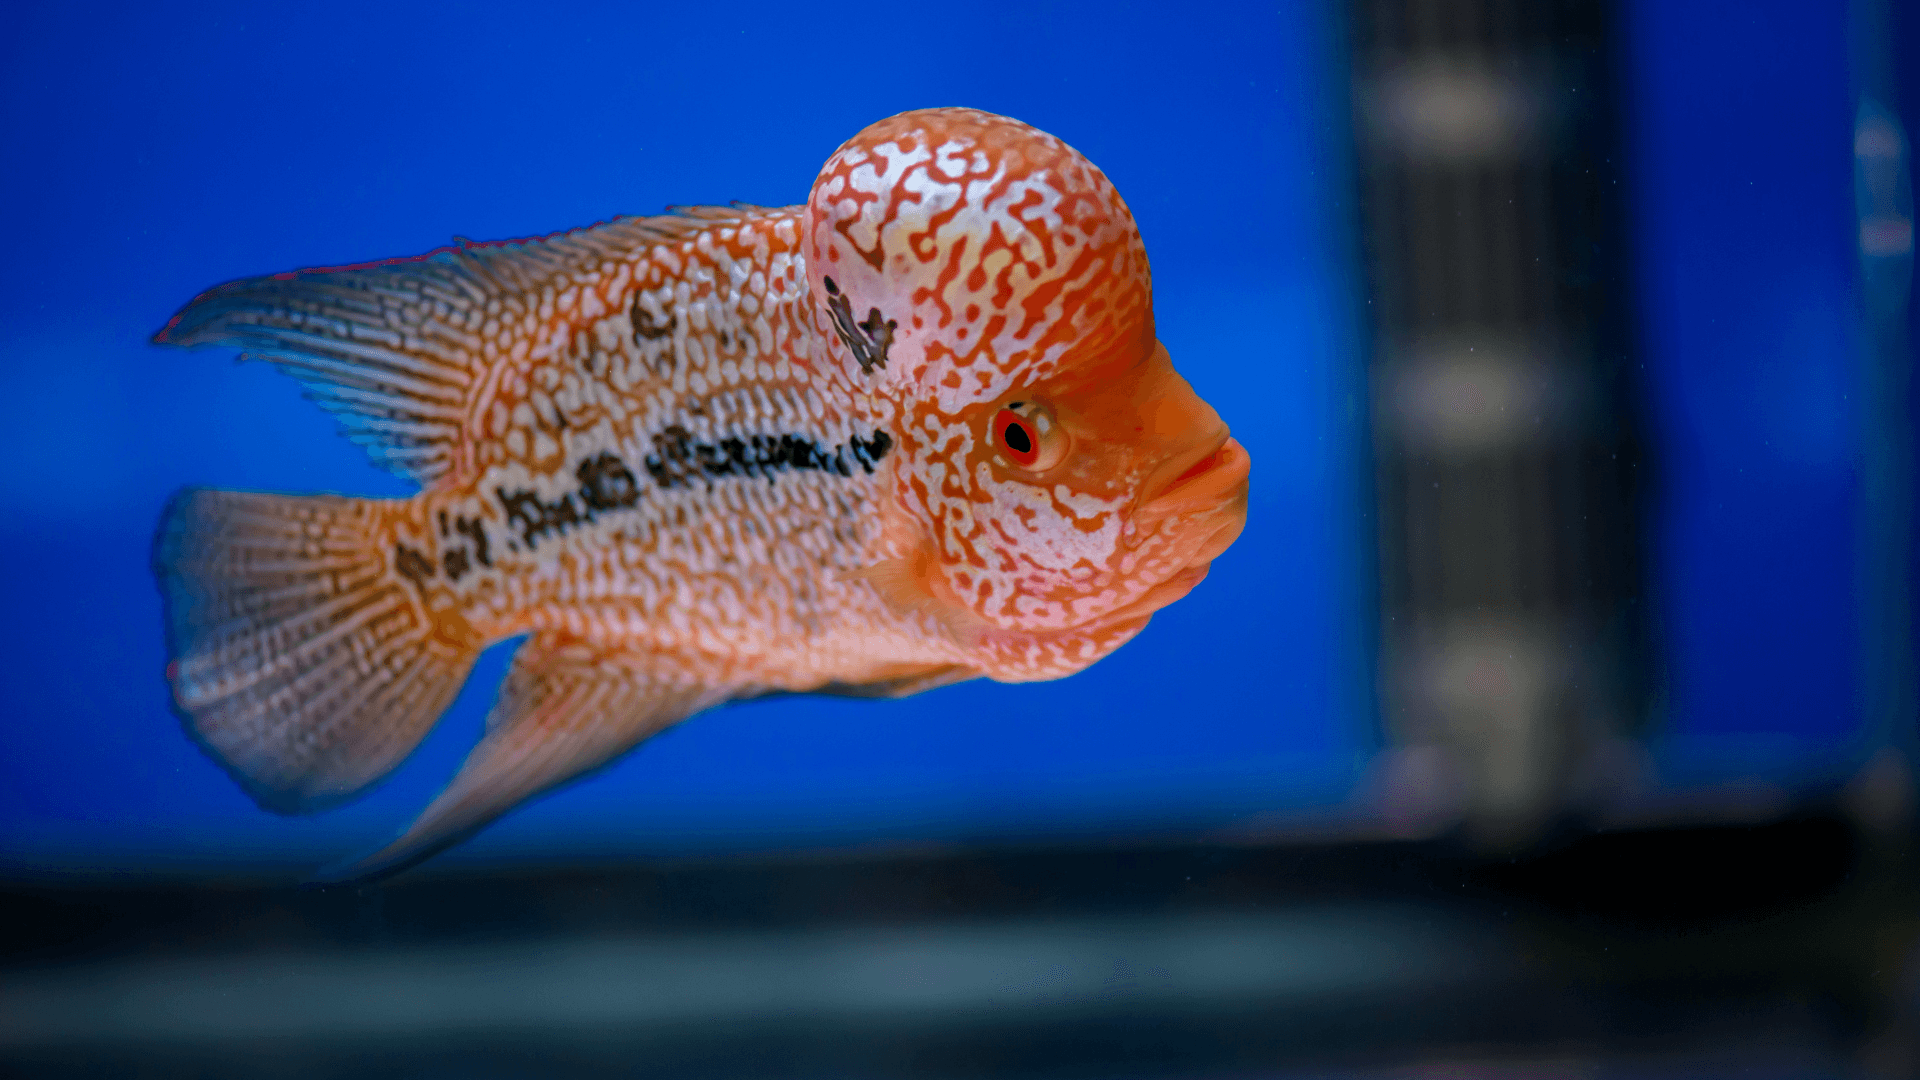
[956,339,1249,623]
[806,108,1250,680]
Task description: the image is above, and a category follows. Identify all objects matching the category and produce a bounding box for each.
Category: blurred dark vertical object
[1852,0,1918,830]
[1351,0,1645,845]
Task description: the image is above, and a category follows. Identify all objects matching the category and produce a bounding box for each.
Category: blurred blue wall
[0,1,1373,870]
[1625,0,1871,781]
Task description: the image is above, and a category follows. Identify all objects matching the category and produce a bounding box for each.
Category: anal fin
[816,663,977,699]
[316,635,725,883]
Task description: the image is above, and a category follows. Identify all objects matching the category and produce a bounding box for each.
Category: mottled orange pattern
[153,109,1250,879]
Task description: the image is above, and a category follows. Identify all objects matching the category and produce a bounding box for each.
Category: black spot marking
[850,430,895,470]
[442,545,471,581]
[453,516,491,567]
[857,309,896,361]
[395,543,435,585]
[645,425,697,486]
[495,452,649,550]
[577,452,640,512]
[822,280,896,375]
[630,295,676,342]
[497,487,585,549]
[645,425,894,490]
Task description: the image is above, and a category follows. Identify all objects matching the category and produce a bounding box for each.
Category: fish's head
[806,108,1251,680]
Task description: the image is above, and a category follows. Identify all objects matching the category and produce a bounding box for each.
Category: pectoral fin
[841,553,990,648]
[316,636,726,883]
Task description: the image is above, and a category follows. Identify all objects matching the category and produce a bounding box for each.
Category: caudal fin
[155,489,480,814]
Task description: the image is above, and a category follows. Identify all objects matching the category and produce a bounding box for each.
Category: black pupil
[1002,419,1034,455]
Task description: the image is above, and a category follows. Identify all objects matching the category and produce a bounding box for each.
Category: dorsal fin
[153,205,780,486]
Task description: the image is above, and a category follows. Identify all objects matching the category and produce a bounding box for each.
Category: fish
[152,107,1252,881]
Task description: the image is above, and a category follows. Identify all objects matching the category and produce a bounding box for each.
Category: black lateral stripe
[645,427,893,490]
[490,431,894,552]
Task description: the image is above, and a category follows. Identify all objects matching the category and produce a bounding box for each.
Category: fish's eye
[990,401,1068,472]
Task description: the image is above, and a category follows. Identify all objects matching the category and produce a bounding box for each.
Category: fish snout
[1084,441,1250,628]
[1136,434,1252,524]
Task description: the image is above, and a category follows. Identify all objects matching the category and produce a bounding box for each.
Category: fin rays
[157,489,481,814]
[155,205,807,875]
[153,206,779,485]
[319,637,722,883]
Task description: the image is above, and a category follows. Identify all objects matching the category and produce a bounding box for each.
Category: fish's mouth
[1088,438,1250,631]
[1136,435,1249,521]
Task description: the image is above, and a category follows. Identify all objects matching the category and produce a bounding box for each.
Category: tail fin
[155,489,481,814]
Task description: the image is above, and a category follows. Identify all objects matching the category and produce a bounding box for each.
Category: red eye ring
[993,408,1040,467]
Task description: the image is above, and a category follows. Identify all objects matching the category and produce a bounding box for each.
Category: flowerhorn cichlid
[153,108,1252,881]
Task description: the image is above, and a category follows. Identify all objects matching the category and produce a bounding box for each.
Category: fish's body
[155,109,1250,879]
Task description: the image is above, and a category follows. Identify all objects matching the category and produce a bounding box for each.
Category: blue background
[0,1,1373,872]
[1625,0,1878,783]
[0,0,1897,875]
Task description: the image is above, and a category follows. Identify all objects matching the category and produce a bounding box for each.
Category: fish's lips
[1187,494,1249,565]
[1088,461,1251,633]
[1137,437,1250,521]
[1109,438,1250,624]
